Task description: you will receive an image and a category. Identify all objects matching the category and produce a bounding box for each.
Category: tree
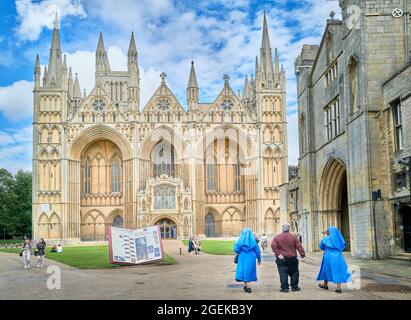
[0,168,32,239]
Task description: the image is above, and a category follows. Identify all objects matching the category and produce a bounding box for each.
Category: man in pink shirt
[271,223,306,292]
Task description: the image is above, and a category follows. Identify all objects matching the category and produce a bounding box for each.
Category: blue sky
[0,0,341,172]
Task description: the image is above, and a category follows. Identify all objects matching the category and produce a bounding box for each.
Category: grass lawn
[0,245,176,269]
[182,240,236,255]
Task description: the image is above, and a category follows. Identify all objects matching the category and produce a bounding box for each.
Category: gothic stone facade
[32,14,288,242]
[294,0,411,258]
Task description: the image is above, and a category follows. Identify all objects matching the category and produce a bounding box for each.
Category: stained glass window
[154,185,176,209]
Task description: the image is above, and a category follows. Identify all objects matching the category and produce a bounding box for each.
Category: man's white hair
[282,223,291,232]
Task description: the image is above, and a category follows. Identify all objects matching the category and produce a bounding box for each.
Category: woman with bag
[234,228,261,293]
[317,226,352,293]
[21,239,32,269]
[35,238,46,268]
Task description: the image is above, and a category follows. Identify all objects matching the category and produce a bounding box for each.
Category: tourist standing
[188,236,194,254]
[194,234,201,254]
[35,238,46,268]
[271,223,306,292]
[234,228,261,293]
[21,239,32,269]
[317,226,352,293]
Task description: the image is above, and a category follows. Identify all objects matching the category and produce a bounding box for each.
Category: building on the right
[294,0,411,258]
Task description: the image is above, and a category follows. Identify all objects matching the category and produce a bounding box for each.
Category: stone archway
[264,208,280,235]
[66,125,133,240]
[221,207,244,237]
[319,157,350,250]
[154,217,178,239]
[81,210,106,241]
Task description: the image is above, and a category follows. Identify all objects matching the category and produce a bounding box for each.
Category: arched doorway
[156,218,177,239]
[112,215,123,228]
[205,213,215,237]
[339,174,350,251]
[399,205,411,252]
[320,158,351,251]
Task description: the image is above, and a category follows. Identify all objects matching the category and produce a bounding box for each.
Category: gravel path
[0,240,410,300]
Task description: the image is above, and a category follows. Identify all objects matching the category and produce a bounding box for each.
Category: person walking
[317,226,352,293]
[271,223,306,292]
[35,238,47,268]
[234,228,261,293]
[260,233,268,253]
[21,239,32,269]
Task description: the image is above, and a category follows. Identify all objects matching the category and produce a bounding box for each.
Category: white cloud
[0,80,33,121]
[0,126,32,173]
[2,0,342,172]
[15,0,86,41]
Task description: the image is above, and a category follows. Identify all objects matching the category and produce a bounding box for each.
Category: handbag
[234,254,238,264]
[19,251,23,257]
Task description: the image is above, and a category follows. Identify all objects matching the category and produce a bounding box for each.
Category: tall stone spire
[187,61,198,89]
[42,66,48,87]
[259,11,275,86]
[46,12,62,87]
[242,75,250,100]
[127,32,138,66]
[73,73,81,99]
[34,54,41,90]
[187,61,199,106]
[96,32,110,74]
[127,32,140,108]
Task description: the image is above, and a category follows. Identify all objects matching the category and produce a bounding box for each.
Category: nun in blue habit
[234,228,261,293]
[317,226,352,293]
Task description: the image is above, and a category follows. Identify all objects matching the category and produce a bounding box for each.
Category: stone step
[396,252,411,257]
[387,255,411,262]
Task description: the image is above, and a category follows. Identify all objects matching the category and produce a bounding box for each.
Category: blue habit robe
[234,228,261,282]
[316,226,352,284]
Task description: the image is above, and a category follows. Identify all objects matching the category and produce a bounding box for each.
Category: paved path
[0,240,410,300]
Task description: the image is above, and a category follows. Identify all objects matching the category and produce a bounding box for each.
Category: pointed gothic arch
[319,157,351,250]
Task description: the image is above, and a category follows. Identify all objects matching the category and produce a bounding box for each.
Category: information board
[108,225,164,265]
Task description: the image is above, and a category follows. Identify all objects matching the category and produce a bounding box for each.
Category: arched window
[205,213,215,237]
[207,162,217,191]
[111,159,121,192]
[85,159,91,193]
[152,140,175,177]
[235,161,241,192]
[154,185,176,209]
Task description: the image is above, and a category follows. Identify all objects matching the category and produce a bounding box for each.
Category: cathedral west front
[32,13,288,242]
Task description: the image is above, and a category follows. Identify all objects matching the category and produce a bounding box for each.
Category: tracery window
[111,160,121,192]
[207,162,217,191]
[92,98,106,111]
[235,161,241,192]
[152,140,175,177]
[220,98,234,111]
[154,185,176,209]
[157,98,170,111]
[85,158,91,193]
